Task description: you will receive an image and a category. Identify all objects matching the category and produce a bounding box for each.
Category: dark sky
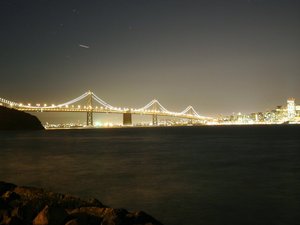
[1,0,299,119]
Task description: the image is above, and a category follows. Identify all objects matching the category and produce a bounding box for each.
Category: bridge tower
[152,101,158,126]
[152,114,158,126]
[150,100,160,126]
[123,112,132,126]
[86,91,93,126]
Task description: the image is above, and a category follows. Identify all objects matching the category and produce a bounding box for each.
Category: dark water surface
[1,126,300,225]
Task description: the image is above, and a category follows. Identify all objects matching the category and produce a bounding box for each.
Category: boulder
[2,191,20,203]
[33,205,68,225]
[0,182,16,196]
[65,219,81,225]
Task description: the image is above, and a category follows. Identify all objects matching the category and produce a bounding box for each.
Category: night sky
[1,0,299,121]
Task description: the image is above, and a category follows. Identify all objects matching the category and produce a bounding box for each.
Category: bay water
[0,126,299,225]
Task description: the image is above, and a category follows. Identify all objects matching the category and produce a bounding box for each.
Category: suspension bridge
[0,91,212,126]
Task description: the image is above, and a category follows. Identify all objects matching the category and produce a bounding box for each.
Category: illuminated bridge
[0,91,212,126]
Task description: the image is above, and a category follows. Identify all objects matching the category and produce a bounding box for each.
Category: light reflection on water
[0,126,300,225]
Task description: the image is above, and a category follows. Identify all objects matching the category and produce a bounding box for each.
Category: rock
[100,208,129,225]
[133,211,162,225]
[0,106,44,130]
[4,216,23,225]
[2,191,20,203]
[0,182,16,196]
[87,198,104,207]
[65,219,81,225]
[0,210,22,225]
[68,207,163,225]
[33,205,68,225]
[0,209,10,224]
[0,181,163,225]
[0,199,7,209]
[67,208,103,225]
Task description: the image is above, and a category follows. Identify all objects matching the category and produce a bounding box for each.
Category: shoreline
[44,123,300,130]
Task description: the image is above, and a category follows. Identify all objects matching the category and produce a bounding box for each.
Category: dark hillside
[0,106,44,130]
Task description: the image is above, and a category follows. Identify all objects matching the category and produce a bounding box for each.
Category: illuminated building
[287,98,296,119]
[217,98,300,125]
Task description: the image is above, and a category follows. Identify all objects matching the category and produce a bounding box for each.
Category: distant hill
[0,106,44,130]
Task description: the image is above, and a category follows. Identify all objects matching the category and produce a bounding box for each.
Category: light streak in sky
[78,44,90,49]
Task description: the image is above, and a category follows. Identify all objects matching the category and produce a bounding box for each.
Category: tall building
[287,98,296,119]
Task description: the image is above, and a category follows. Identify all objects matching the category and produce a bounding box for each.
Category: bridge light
[28,103,31,106]
[52,104,55,107]
[36,104,40,107]
[78,105,81,108]
[44,104,47,107]
[66,105,69,108]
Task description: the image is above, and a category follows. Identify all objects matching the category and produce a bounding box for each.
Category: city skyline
[1,0,299,119]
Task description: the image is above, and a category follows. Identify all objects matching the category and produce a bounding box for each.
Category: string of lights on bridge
[0,91,211,120]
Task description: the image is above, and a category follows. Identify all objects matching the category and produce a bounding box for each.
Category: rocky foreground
[0,181,163,225]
